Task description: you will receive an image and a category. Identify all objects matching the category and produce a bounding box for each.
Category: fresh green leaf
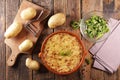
[85,58,90,65]
[59,50,71,56]
[70,20,80,29]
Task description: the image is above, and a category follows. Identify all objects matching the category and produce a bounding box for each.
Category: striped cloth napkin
[89,18,120,73]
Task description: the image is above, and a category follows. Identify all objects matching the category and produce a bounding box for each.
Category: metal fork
[25,10,50,37]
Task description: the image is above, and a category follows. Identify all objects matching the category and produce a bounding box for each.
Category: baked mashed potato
[43,33,82,73]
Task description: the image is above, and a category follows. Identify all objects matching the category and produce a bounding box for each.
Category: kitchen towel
[89,18,120,73]
[89,18,120,55]
[90,18,119,73]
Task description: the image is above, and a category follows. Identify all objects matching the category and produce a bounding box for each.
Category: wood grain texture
[5,0,32,80]
[103,0,114,12]
[5,0,45,66]
[115,0,120,11]
[90,69,104,80]
[0,0,6,80]
[32,0,54,80]
[63,0,81,80]
[66,0,81,36]
[54,0,81,80]
[54,0,67,31]
[104,73,117,80]
[104,0,113,4]
[81,0,103,48]
[81,0,103,80]
[0,0,119,80]
[82,0,103,14]
[117,68,120,80]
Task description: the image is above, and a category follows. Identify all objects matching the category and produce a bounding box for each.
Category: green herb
[85,15,109,39]
[70,20,80,29]
[59,50,71,56]
[85,58,90,65]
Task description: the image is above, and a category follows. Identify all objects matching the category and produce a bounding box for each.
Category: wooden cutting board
[4,0,50,66]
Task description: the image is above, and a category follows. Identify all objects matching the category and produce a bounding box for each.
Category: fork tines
[24,10,44,37]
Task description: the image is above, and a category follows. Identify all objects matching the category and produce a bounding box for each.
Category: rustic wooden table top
[0,0,120,80]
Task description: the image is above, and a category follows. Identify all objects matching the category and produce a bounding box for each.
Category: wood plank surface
[32,0,54,80]
[103,1,118,80]
[5,0,32,80]
[54,0,67,31]
[81,0,103,80]
[0,0,120,80]
[0,0,6,80]
[115,0,120,11]
[5,0,46,67]
[54,0,81,80]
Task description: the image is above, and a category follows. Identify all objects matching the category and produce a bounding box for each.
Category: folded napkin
[89,18,120,73]
[90,18,120,55]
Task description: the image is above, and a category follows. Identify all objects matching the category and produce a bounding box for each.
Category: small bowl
[38,31,87,75]
[80,11,110,42]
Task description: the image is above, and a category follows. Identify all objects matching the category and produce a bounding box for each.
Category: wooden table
[0,0,120,80]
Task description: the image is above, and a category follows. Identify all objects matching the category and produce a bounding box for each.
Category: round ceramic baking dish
[38,31,87,75]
